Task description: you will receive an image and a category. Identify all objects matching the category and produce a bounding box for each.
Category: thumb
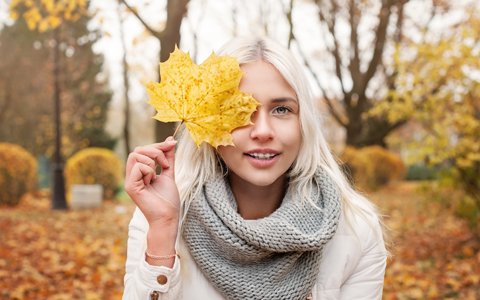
[162,137,177,179]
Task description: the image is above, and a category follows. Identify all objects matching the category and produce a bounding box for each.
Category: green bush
[0,143,38,206]
[406,164,439,180]
[65,148,123,200]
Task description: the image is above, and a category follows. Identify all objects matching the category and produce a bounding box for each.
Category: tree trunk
[295,0,408,148]
[117,0,131,158]
[155,0,189,142]
[121,0,190,142]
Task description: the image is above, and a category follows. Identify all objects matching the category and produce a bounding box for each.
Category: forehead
[239,60,297,101]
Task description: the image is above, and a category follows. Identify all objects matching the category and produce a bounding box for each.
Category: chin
[240,171,287,187]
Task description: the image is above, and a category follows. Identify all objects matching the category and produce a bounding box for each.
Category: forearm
[123,208,182,300]
[145,221,178,268]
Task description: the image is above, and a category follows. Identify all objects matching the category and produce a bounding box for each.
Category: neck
[228,174,287,220]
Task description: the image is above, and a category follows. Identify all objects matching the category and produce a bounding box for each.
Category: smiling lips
[244,149,280,167]
[246,152,277,159]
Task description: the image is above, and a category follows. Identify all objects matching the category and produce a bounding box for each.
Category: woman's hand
[125,136,180,228]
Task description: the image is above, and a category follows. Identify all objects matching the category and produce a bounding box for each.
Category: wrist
[148,217,179,233]
[146,221,178,253]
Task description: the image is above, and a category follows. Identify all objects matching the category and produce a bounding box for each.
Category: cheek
[231,127,247,141]
[281,121,302,144]
[217,145,238,166]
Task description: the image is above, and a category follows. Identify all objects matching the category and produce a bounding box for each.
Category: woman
[123,37,387,300]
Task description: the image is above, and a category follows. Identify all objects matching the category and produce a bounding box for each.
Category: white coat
[123,204,387,300]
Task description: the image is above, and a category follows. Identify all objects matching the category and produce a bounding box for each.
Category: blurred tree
[0,19,50,153]
[5,0,115,155]
[116,0,132,158]
[291,0,473,148]
[293,0,410,147]
[120,0,190,142]
[9,0,90,210]
[6,0,115,208]
[373,7,480,210]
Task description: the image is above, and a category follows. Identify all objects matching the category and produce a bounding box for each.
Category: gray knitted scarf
[182,169,341,300]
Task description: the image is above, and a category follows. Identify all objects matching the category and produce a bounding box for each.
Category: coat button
[157,275,168,285]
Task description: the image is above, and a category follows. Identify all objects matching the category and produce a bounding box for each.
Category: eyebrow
[271,97,298,104]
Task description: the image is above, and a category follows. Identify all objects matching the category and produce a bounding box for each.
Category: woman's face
[217,60,302,188]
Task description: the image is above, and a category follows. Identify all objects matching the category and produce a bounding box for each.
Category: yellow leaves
[385,14,480,171]
[372,182,480,300]
[147,48,259,148]
[0,193,133,299]
[9,0,87,32]
[0,143,37,206]
[24,7,42,30]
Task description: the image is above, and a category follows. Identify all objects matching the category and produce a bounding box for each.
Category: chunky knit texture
[182,169,341,300]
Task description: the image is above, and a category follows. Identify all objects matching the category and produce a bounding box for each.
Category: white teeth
[248,153,276,159]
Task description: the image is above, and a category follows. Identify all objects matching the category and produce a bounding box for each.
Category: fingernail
[166,136,174,141]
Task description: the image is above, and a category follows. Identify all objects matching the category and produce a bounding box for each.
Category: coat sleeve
[339,216,387,300]
[122,208,182,300]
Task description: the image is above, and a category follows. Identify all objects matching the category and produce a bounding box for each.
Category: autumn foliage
[341,146,406,191]
[1,182,479,299]
[9,0,87,32]
[147,48,259,148]
[0,192,132,299]
[374,183,480,300]
[65,148,123,200]
[0,143,37,206]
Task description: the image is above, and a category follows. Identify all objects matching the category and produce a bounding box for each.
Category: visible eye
[272,105,292,115]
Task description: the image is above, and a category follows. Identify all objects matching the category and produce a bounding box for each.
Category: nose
[249,110,274,141]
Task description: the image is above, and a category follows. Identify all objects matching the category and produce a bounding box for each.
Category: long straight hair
[175,37,385,238]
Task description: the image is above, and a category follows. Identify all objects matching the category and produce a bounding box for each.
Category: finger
[126,163,156,193]
[126,153,156,179]
[143,171,154,186]
[147,141,177,169]
[152,139,177,152]
[161,140,176,179]
[133,145,169,168]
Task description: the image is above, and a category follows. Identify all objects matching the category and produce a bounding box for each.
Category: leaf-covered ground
[0,182,479,299]
[372,182,480,300]
[0,191,134,300]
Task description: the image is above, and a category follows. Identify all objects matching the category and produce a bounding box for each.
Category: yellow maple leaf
[147,47,259,148]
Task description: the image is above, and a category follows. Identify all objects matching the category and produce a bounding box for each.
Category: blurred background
[0,0,479,299]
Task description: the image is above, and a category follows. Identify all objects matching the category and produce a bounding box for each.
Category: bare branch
[347,0,361,84]
[284,0,294,48]
[292,34,348,127]
[393,0,406,43]
[317,1,347,96]
[120,0,161,38]
[361,0,394,93]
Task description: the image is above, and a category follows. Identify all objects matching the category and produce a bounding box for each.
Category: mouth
[244,150,280,160]
[245,153,278,160]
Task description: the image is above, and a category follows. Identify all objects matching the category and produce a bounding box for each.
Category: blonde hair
[175,37,386,241]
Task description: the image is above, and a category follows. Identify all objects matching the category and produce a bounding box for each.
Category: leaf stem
[172,121,184,140]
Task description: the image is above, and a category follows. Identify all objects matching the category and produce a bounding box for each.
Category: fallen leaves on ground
[0,182,479,299]
[0,191,134,300]
[371,181,480,300]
